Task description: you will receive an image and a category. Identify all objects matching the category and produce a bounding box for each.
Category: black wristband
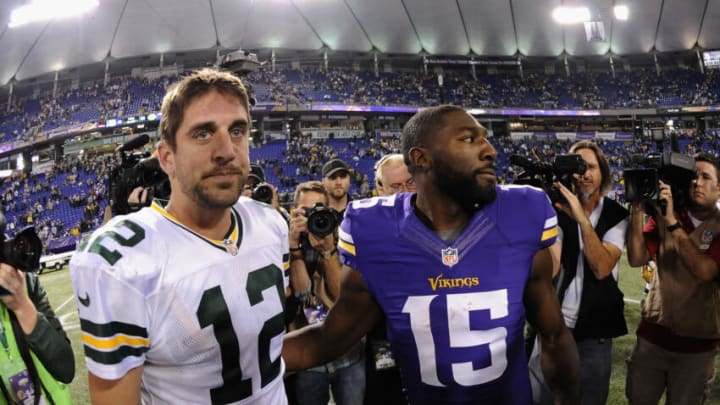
[289,246,302,252]
[666,222,682,232]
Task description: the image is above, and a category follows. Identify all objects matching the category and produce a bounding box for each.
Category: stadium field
[42,256,720,405]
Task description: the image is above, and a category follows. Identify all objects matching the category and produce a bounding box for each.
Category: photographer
[0,257,74,403]
[626,152,720,405]
[287,181,364,405]
[529,140,628,405]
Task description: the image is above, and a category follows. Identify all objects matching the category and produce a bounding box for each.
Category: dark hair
[160,68,250,150]
[401,105,467,174]
[293,181,329,207]
[569,140,612,195]
[693,152,720,181]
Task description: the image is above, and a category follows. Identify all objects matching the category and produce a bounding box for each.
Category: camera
[304,203,340,238]
[510,154,588,204]
[623,129,696,213]
[0,213,42,294]
[110,135,171,216]
[251,183,274,204]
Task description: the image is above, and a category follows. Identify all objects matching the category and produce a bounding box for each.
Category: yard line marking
[55,295,75,313]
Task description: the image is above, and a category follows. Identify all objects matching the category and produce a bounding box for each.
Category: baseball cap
[248,164,266,183]
[322,159,350,178]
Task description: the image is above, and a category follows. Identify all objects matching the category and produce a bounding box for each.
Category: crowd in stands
[0,125,718,256]
[1,65,719,145]
[0,155,111,253]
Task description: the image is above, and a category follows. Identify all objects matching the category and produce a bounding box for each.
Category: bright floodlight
[552,6,591,24]
[9,0,99,28]
[614,5,629,20]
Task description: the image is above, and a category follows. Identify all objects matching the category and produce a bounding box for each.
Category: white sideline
[55,294,75,314]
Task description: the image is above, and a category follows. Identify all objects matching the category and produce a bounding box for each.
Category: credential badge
[441,247,459,267]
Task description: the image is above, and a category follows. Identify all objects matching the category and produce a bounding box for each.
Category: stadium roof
[0,0,717,85]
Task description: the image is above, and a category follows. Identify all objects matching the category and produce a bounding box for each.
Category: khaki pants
[626,336,716,405]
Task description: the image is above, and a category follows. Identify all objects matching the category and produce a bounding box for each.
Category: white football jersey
[70,197,290,404]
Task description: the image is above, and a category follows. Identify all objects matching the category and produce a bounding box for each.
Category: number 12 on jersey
[402,290,509,387]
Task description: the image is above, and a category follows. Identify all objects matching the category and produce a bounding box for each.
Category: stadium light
[614,5,629,20]
[552,6,591,24]
[9,0,99,28]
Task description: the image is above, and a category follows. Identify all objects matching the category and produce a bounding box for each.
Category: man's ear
[157,140,175,178]
[409,146,431,172]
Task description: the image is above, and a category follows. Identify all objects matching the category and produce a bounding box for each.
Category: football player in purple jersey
[284,105,580,404]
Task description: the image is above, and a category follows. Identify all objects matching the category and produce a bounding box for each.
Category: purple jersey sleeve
[338,205,358,269]
[539,193,558,249]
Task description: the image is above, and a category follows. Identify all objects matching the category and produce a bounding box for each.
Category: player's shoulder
[234,197,288,236]
[345,192,407,220]
[496,183,549,202]
[70,207,167,287]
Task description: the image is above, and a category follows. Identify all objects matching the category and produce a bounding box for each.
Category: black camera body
[110,137,171,216]
[251,183,274,205]
[0,213,43,294]
[304,203,340,238]
[624,151,696,211]
[510,154,588,204]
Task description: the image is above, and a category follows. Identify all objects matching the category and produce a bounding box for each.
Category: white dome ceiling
[0,0,716,85]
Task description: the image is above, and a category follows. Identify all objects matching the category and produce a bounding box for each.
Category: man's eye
[461,136,473,143]
[195,130,211,140]
[231,127,247,137]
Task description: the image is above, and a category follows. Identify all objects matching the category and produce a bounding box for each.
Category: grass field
[41,256,720,405]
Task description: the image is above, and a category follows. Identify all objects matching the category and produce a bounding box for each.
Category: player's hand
[553,182,586,223]
[0,263,33,314]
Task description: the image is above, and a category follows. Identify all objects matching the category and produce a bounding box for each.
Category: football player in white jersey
[71,69,290,404]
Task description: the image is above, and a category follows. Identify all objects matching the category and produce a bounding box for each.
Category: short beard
[182,178,243,210]
[434,156,497,214]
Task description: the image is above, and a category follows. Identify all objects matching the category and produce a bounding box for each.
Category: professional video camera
[0,213,42,294]
[623,129,696,214]
[110,134,171,216]
[304,203,340,238]
[251,184,274,205]
[510,153,588,204]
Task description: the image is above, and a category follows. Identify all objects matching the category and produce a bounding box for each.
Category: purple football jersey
[338,185,557,404]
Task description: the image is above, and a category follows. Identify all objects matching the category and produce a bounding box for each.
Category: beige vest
[643,212,720,339]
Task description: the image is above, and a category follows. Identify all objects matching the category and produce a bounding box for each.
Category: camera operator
[322,159,352,215]
[626,152,720,405]
[245,163,291,222]
[287,181,364,405]
[0,231,74,404]
[529,140,628,405]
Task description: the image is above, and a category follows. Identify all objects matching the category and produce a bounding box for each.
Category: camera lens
[307,209,338,238]
[252,184,273,204]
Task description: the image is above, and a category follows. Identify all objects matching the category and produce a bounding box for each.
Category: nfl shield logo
[441,247,459,267]
[223,239,239,256]
[702,230,714,244]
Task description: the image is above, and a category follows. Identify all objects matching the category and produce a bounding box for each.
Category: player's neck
[164,199,233,240]
[413,193,469,232]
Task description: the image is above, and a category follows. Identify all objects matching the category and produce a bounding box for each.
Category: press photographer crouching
[0,213,74,404]
[626,152,720,404]
[286,181,365,405]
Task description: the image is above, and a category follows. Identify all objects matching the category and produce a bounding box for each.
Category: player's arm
[89,367,142,405]
[626,201,650,267]
[524,247,580,405]
[283,265,381,371]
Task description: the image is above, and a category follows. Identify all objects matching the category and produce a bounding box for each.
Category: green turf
[40,257,720,404]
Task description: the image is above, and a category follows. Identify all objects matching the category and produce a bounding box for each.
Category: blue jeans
[530,337,612,405]
[295,356,365,405]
